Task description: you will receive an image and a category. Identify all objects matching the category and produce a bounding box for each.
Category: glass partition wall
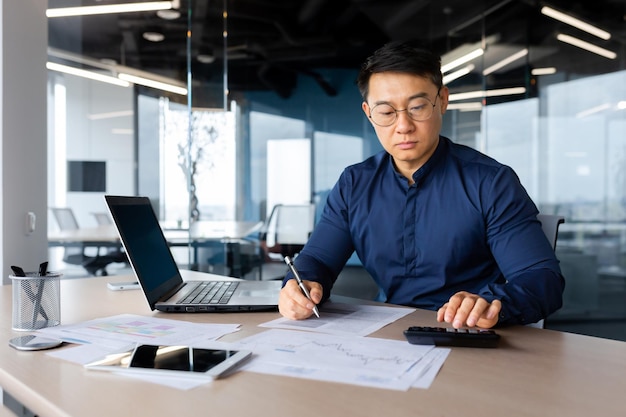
[442,5,626,339]
[47,1,625,340]
[47,1,236,274]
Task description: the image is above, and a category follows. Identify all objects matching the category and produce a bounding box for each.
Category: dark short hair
[356,42,443,102]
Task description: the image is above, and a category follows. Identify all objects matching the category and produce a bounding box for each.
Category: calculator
[404,326,500,348]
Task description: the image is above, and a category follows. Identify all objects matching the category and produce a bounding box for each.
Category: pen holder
[10,272,62,331]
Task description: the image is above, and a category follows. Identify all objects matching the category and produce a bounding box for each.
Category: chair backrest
[50,207,85,260]
[264,204,316,247]
[537,214,565,250]
[50,207,80,231]
[528,214,565,329]
[92,212,113,225]
[261,204,316,260]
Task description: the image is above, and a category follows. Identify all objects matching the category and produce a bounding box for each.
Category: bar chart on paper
[86,319,178,338]
[36,314,241,348]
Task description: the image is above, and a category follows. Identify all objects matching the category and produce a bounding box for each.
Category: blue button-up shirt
[287,136,564,325]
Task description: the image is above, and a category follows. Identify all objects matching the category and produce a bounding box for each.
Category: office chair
[91,211,129,266]
[260,204,316,261]
[225,238,265,280]
[50,207,121,276]
[537,214,565,251]
[91,212,113,225]
[529,213,566,328]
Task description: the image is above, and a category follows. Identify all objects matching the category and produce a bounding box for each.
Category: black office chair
[225,238,265,280]
[259,204,316,261]
[529,213,566,328]
[253,204,316,281]
[219,204,317,280]
[50,207,121,276]
[91,211,129,266]
[537,214,565,251]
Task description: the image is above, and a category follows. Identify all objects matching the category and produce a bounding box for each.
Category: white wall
[49,75,135,228]
[1,0,48,283]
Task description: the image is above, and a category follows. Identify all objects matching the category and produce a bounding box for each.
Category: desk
[47,225,120,246]
[1,272,625,417]
[48,221,263,277]
[48,221,263,244]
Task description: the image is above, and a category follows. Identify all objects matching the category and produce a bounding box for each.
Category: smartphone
[107,281,140,291]
[85,344,252,380]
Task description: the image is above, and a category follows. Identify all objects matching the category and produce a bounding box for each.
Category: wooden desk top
[1,272,625,417]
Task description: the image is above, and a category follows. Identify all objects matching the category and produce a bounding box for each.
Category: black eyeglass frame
[368,87,442,127]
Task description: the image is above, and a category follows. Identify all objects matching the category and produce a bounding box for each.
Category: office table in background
[48,220,263,277]
[1,271,625,417]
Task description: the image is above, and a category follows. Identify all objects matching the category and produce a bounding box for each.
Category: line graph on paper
[235,329,433,377]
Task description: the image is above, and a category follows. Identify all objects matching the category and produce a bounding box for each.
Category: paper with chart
[233,328,442,391]
[259,301,415,336]
[36,313,241,349]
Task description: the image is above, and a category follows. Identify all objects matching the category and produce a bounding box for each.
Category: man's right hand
[278,278,323,320]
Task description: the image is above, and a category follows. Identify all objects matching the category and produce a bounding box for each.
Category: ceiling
[48,0,626,100]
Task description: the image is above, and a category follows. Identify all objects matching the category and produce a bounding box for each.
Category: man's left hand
[436,291,501,329]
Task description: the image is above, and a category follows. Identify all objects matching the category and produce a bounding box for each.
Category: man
[278,42,564,328]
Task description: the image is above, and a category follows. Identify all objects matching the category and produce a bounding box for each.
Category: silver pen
[284,256,320,318]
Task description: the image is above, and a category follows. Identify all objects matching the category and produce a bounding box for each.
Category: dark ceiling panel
[47,0,626,99]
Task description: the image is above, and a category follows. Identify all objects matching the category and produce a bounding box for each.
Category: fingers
[278,279,322,320]
[476,299,501,329]
[436,292,501,329]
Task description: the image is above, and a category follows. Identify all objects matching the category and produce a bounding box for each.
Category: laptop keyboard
[178,281,240,305]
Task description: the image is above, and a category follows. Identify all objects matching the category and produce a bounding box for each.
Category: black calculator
[404,326,500,348]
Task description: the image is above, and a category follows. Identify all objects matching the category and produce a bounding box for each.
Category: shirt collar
[412,136,447,183]
[387,136,448,186]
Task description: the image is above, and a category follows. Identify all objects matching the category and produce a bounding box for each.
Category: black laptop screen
[105,196,182,308]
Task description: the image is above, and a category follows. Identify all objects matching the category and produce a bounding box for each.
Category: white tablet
[85,344,252,380]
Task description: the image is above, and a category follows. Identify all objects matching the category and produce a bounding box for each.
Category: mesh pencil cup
[10,272,62,331]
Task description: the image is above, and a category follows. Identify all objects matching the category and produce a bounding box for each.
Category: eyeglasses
[368,88,441,127]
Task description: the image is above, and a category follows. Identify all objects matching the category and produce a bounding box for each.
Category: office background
[2,1,626,341]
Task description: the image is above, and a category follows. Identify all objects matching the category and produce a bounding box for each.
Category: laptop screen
[105,196,183,309]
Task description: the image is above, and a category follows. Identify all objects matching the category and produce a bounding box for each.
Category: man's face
[362,72,448,174]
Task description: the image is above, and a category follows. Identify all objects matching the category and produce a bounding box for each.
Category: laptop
[104,195,282,313]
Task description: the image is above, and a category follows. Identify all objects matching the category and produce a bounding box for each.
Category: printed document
[259,301,414,336]
[36,313,241,349]
[233,328,446,391]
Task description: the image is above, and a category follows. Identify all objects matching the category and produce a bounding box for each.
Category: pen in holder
[10,270,62,331]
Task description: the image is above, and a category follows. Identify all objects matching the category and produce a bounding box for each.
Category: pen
[10,265,26,277]
[39,261,48,277]
[11,265,49,323]
[33,262,49,326]
[284,256,320,318]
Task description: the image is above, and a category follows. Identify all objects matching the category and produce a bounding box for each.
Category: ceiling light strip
[541,6,611,40]
[576,103,612,118]
[443,65,475,85]
[531,67,557,76]
[441,48,484,73]
[118,73,188,95]
[448,87,526,102]
[46,1,175,18]
[88,110,134,121]
[556,33,617,59]
[46,62,130,87]
[482,48,528,75]
[446,102,483,111]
